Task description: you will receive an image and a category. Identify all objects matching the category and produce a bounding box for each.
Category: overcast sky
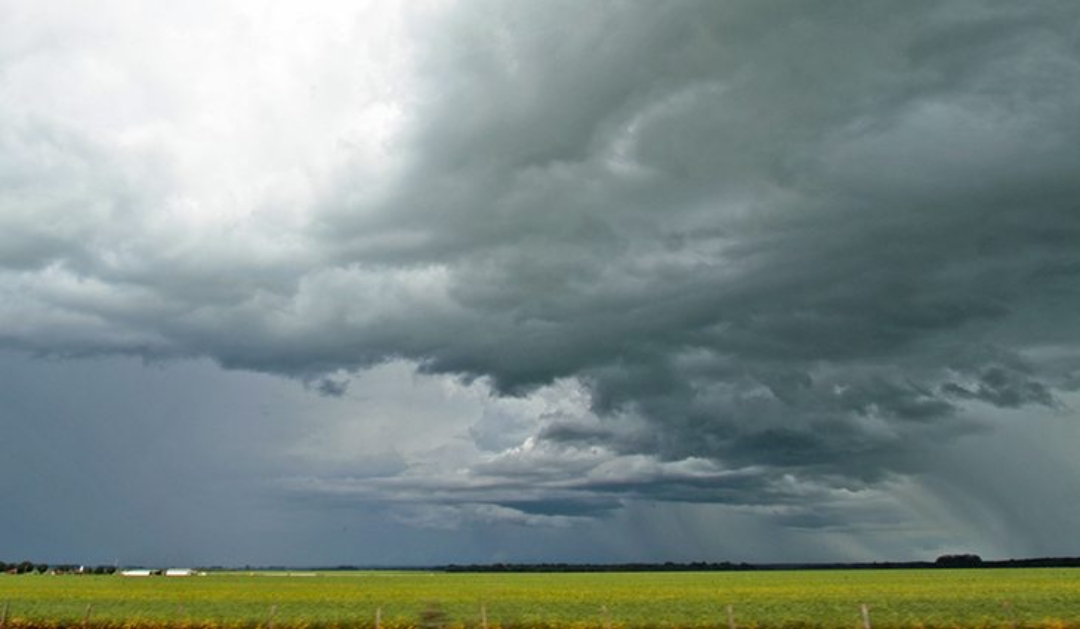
[2,0,1079,567]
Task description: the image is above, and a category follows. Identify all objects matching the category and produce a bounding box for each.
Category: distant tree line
[0,561,117,575]
[444,561,757,573]
[442,556,1080,573]
[0,560,45,574]
[934,554,984,568]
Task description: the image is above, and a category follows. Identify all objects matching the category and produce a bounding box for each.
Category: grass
[1,569,1079,629]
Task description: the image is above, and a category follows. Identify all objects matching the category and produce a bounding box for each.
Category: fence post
[481,604,488,629]
[83,604,93,629]
[860,604,871,629]
[727,604,735,629]
[1,601,8,629]
[268,605,277,629]
[376,606,382,629]
[601,605,612,629]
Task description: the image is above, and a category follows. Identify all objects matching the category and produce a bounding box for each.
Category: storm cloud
[2,0,1079,563]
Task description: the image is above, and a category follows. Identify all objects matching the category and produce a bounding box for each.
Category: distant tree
[17,560,35,574]
[935,554,983,568]
[36,563,49,574]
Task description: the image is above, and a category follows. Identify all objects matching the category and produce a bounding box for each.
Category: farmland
[1,569,1079,629]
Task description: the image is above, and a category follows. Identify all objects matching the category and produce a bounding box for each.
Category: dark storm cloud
[280,0,1080,521]
[304,0,1080,393]
[941,365,1059,408]
[3,0,1080,549]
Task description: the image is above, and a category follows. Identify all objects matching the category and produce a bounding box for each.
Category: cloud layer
[2,0,1079,562]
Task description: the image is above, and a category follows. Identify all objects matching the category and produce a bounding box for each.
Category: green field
[1,569,1079,629]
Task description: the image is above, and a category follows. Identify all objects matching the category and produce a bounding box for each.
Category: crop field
[1,569,1079,629]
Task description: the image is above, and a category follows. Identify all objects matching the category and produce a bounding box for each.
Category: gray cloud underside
[3,0,1080,541]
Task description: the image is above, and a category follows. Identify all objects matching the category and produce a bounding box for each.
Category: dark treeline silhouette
[0,560,116,575]
[441,556,1080,573]
[6,556,1080,575]
[444,561,757,573]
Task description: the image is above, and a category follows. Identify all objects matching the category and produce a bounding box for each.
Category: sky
[1,0,1079,567]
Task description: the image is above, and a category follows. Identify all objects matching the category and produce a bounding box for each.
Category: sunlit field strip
[1,569,1079,629]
